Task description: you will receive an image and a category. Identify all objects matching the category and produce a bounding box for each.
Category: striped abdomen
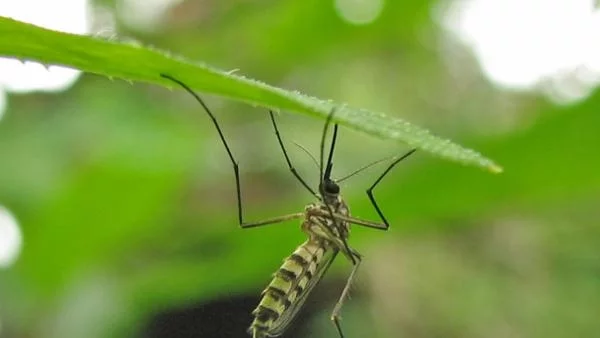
[249,240,336,338]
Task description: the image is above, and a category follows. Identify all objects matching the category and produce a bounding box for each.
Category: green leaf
[0,16,502,172]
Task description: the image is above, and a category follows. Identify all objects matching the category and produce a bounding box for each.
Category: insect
[160,74,416,338]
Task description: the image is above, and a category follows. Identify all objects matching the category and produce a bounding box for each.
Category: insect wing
[268,249,339,336]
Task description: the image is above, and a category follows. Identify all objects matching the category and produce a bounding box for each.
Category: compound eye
[324,180,340,194]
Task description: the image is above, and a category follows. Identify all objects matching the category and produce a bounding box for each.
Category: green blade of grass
[0,16,502,172]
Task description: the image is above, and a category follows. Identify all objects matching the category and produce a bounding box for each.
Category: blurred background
[1,0,600,337]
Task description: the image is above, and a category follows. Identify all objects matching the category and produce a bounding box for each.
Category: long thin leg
[324,124,339,180]
[269,111,317,197]
[161,74,300,229]
[319,108,337,182]
[331,250,363,338]
[317,108,356,264]
[240,212,304,229]
[312,209,387,230]
[366,148,417,229]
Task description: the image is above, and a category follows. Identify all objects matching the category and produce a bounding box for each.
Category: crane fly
[161,74,416,338]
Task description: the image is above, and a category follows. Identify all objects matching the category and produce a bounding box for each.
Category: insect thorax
[302,196,351,242]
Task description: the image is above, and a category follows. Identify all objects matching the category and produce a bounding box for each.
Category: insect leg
[331,249,362,338]
[239,212,304,229]
[161,74,302,229]
[366,148,416,229]
[317,107,357,265]
[313,210,387,230]
[269,111,318,197]
[319,107,337,183]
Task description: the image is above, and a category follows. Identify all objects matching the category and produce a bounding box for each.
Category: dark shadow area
[141,293,316,338]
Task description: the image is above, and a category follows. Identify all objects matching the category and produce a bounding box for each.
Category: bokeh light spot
[0,60,81,93]
[335,0,385,25]
[0,206,22,269]
[0,0,90,116]
[116,0,183,32]
[438,0,600,103]
[0,90,6,121]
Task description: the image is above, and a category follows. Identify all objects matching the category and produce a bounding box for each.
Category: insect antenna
[336,155,398,183]
[292,141,320,170]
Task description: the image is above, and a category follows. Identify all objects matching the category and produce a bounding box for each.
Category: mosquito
[160,74,416,338]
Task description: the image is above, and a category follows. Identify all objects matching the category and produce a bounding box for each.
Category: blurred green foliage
[1,1,599,338]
